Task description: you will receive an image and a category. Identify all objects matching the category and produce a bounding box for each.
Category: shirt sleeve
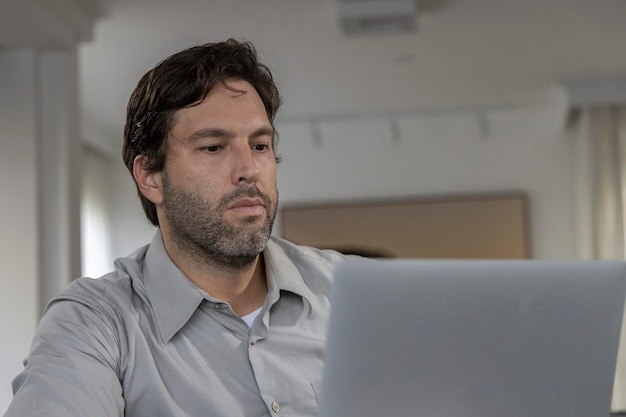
[4,295,125,417]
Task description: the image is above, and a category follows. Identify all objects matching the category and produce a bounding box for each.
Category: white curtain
[576,106,626,411]
[589,106,626,260]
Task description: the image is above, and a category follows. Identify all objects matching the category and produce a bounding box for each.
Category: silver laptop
[319,259,626,417]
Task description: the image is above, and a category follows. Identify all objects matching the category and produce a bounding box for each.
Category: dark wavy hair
[122,39,282,226]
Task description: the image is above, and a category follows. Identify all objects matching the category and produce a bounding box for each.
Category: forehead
[171,80,269,129]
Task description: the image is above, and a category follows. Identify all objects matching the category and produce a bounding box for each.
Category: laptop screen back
[319,259,626,417]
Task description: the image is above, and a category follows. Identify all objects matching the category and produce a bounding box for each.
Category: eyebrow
[184,126,275,142]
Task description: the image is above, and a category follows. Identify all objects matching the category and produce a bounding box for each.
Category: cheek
[262,168,278,192]
[188,177,220,197]
[263,159,278,182]
[173,169,220,200]
[183,164,221,187]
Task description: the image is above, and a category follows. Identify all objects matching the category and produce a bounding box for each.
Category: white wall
[275,105,576,260]
[108,156,157,260]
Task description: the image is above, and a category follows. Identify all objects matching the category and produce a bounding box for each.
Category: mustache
[219,185,271,210]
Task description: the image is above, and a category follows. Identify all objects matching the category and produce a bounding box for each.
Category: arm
[5,296,125,417]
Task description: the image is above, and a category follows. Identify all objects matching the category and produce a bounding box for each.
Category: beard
[161,174,277,272]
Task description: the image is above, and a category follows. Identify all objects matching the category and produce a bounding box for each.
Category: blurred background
[2,0,626,413]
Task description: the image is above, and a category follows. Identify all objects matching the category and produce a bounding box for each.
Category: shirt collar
[138,232,318,343]
[142,231,206,343]
[263,237,320,315]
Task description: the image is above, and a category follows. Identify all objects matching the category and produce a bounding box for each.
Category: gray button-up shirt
[6,231,348,417]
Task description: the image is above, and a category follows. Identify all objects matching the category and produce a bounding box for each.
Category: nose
[232,145,260,185]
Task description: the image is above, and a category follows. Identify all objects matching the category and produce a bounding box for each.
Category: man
[6,39,350,417]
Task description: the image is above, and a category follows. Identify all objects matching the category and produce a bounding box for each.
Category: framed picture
[280,192,530,259]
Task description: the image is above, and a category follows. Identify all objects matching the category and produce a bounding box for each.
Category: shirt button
[271,401,281,412]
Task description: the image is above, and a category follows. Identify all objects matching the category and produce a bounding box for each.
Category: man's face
[158,79,278,269]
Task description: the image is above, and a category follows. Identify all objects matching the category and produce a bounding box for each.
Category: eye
[203,145,222,153]
[252,143,270,152]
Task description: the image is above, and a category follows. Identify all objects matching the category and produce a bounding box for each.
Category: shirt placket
[248,308,283,416]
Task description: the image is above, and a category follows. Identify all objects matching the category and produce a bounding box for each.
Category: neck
[162,234,269,316]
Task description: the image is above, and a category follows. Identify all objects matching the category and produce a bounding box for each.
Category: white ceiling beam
[0,0,103,49]
[337,0,417,36]
[562,79,626,107]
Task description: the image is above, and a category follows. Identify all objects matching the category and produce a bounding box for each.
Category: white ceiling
[64,0,626,150]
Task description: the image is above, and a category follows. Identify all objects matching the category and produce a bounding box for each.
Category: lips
[227,197,266,216]
[228,198,264,209]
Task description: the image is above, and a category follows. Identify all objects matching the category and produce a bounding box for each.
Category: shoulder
[266,236,357,295]
[268,235,350,266]
[43,272,133,330]
[46,244,150,319]
[60,272,133,305]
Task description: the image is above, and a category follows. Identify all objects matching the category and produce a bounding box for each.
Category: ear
[133,155,164,205]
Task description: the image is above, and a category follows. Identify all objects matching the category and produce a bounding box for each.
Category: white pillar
[0,1,102,413]
[37,49,83,311]
[0,47,83,414]
[0,48,40,413]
